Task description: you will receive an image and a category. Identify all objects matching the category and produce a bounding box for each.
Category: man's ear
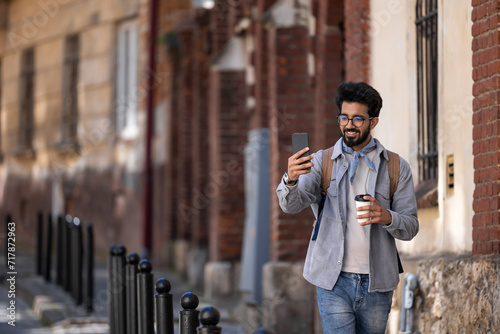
[370,117,379,130]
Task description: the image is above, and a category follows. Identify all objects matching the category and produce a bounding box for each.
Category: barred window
[62,34,79,144]
[416,0,438,182]
[18,48,35,152]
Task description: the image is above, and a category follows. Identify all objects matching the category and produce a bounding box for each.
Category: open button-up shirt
[276,138,419,292]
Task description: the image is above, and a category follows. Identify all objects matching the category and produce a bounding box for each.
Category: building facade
[1,0,499,333]
[0,0,162,258]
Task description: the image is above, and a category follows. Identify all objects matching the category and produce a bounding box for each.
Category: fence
[109,244,275,334]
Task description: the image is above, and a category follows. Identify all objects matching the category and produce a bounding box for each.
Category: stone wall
[388,254,500,333]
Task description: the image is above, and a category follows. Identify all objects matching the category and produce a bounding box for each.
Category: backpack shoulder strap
[386,150,400,201]
[321,147,335,196]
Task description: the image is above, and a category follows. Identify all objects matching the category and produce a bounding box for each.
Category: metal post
[72,217,83,304]
[36,211,43,276]
[108,245,117,334]
[137,259,154,334]
[56,215,64,286]
[197,306,221,334]
[110,245,126,334]
[63,215,73,292]
[126,252,140,334]
[180,292,199,334]
[44,212,52,282]
[84,223,94,314]
[155,278,174,334]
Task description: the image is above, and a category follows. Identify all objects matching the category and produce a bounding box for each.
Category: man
[276,82,419,333]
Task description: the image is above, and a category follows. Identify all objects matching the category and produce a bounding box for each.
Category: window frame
[61,34,80,146]
[414,0,439,208]
[116,19,139,139]
[17,47,35,156]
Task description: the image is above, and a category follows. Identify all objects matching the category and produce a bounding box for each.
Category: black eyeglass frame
[337,114,374,128]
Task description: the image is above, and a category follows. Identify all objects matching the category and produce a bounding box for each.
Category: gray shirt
[276,138,419,292]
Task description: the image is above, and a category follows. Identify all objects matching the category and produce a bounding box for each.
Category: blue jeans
[316,272,393,334]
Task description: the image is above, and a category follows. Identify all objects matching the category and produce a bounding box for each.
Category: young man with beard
[276,82,419,333]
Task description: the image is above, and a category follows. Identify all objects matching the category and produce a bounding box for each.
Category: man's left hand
[357,195,392,226]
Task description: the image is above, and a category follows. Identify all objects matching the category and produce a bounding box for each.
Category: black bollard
[84,223,94,314]
[125,253,140,334]
[155,278,174,334]
[137,259,154,334]
[180,292,200,334]
[44,212,53,282]
[63,215,73,292]
[71,217,83,304]
[197,306,221,334]
[36,211,43,276]
[56,215,64,286]
[108,245,117,334]
[110,245,127,334]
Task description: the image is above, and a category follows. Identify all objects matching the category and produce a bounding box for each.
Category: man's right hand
[287,147,314,182]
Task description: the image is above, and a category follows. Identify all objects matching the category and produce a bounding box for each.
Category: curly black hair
[335,82,383,118]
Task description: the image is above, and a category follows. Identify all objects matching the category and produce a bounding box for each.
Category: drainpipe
[142,0,158,259]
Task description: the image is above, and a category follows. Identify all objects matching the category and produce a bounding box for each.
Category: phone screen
[292,133,311,170]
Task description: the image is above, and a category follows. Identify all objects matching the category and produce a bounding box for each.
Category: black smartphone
[292,133,311,170]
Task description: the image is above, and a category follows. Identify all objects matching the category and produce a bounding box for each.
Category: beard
[342,126,371,148]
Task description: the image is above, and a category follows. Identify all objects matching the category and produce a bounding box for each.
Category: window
[415,0,438,182]
[17,48,35,154]
[0,59,3,162]
[61,34,79,145]
[116,20,139,138]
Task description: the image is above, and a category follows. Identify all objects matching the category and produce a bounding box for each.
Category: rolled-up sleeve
[276,150,324,214]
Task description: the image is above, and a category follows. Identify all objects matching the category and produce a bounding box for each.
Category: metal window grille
[416,0,438,182]
[62,34,79,143]
[18,48,35,150]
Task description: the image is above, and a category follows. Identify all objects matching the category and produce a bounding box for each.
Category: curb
[16,275,92,326]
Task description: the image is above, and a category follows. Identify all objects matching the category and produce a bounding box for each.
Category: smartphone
[292,133,311,170]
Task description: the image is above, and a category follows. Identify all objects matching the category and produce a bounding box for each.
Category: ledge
[52,140,81,156]
[13,146,36,160]
[415,178,438,209]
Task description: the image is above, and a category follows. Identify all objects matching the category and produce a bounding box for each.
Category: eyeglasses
[337,114,374,128]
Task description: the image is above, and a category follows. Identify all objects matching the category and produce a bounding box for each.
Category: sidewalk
[0,251,245,333]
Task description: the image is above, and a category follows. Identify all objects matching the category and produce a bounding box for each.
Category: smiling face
[340,102,379,151]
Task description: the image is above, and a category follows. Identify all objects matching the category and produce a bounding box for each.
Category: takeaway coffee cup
[355,194,371,224]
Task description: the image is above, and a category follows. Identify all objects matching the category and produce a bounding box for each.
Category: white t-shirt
[341,149,376,274]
